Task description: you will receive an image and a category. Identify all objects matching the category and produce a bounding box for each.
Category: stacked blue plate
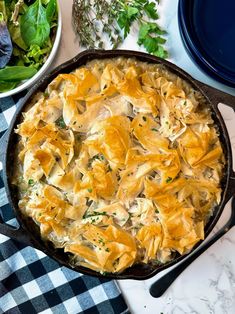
[178,0,235,87]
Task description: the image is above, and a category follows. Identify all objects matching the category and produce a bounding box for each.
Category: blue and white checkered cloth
[0,93,129,314]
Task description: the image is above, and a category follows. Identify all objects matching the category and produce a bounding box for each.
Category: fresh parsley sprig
[72,0,168,58]
[138,22,168,58]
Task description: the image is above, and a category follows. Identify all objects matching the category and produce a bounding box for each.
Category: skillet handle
[226,171,235,202]
[0,131,35,248]
[0,131,41,249]
[196,81,235,200]
[0,215,34,247]
[196,81,235,111]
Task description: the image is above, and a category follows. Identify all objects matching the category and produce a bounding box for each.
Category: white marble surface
[55,0,235,313]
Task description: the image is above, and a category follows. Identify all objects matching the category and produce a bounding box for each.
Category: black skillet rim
[2,49,233,280]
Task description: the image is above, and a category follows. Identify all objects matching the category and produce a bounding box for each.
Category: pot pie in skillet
[14,58,224,274]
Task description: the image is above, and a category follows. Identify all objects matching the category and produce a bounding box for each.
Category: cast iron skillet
[0,50,235,280]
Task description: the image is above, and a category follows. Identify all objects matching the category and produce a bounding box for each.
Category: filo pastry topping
[15,58,224,274]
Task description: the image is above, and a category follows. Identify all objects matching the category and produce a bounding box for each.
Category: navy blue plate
[178,0,235,87]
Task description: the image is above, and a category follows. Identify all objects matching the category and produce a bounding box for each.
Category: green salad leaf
[0,0,58,93]
[46,0,57,23]
[20,0,50,47]
[0,1,7,20]
[9,23,28,50]
[0,66,37,81]
[41,0,51,5]
[0,81,18,92]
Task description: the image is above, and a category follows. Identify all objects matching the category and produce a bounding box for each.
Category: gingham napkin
[0,94,129,314]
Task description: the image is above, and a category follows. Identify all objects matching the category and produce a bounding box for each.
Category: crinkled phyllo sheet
[14,58,224,274]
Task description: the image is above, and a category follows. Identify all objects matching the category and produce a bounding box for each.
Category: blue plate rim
[178,0,235,87]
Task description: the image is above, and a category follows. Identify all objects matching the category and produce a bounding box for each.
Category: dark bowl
[0,49,235,280]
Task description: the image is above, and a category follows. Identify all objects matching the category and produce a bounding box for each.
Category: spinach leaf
[0,66,37,81]
[0,81,18,92]
[0,1,7,20]
[9,23,28,50]
[46,0,56,23]
[20,0,50,47]
[41,0,50,4]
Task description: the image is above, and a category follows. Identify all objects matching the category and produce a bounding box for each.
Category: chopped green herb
[166,176,172,183]
[107,165,112,172]
[83,211,108,219]
[28,179,34,185]
[139,124,143,127]
[87,188,92,193]
[152,259,164,266]
[55,116,66,129]
[105,248,110,252]
[100,211,107,215]
[142,116,147,121]
[98,238,105,246]
[151,128,158,132]
[88,154,105,167]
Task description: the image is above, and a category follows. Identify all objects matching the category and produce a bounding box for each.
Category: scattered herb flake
[107,165,112,172]
[28,179,34,186]
[55,116,66,129]
[166,176,172,183]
